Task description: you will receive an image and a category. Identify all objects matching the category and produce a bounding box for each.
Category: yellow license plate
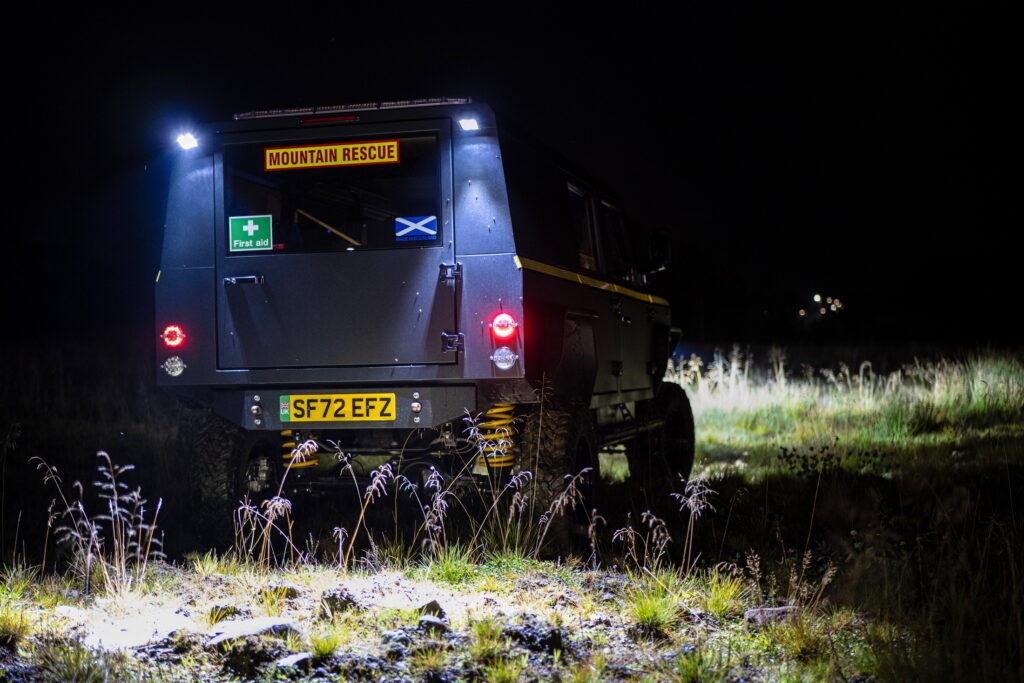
[279,393,397,422]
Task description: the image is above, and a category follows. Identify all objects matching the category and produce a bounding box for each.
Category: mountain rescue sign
[264,139,400,171]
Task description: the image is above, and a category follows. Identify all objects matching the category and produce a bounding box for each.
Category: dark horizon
[4,6,1017,348]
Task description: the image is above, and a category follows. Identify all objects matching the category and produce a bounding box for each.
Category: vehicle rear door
[214,120,456,369]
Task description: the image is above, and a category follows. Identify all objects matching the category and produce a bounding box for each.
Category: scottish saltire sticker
[229,215,273,251]
[394,215,438,242]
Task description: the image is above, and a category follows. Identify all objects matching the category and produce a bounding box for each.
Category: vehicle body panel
[155,101,669,436]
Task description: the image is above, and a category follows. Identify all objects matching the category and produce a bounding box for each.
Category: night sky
[5,5,1017,348]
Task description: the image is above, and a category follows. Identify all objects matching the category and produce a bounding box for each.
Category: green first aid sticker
[229,215,273,252]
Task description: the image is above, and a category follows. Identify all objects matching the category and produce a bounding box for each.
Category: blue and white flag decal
[395,215,438,242]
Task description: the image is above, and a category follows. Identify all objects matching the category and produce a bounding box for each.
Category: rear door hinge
[441,332,464,352]
[438,262,463,283]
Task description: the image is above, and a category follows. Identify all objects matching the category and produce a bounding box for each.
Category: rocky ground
[0,554,870,682]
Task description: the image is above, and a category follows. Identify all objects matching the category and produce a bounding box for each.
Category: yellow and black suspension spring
[476,404,517,470]
[281,430,319,469]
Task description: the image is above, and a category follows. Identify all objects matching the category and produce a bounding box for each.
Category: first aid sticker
[229,215,273,252]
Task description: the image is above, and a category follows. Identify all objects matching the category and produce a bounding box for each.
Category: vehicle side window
[597,201,634,282]
[598,201,626,278]
[567,183,598,271]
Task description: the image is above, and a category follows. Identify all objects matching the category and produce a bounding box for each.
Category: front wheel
[627,383,696,511]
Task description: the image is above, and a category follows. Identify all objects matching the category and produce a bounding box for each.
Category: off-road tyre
[520,402,599,554]
[192,411,242,506]
[190,412,282,544]
[627,382,696,513]
[190,410,245,543]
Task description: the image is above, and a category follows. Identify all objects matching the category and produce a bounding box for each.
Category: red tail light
[490,312,518,339]
[161,324,186,348]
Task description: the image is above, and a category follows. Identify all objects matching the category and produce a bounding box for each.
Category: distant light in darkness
[458,119,479,131]
[800,293,845,320]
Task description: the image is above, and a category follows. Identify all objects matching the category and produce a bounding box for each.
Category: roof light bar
[300,115,361,124]
[234,97,472,121]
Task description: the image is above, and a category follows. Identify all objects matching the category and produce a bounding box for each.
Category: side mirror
[648,229,671,274]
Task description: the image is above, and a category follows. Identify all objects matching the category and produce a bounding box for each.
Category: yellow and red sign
[264,139,400,171]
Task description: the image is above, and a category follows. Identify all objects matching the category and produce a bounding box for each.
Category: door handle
[223,275,265,285]
[611,299,631,324]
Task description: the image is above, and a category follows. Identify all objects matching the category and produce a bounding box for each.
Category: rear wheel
[627,383,696,511]
[192,412,242,501]
[191,412,278,546]
[190,411,242,543]
[520,403,599,554]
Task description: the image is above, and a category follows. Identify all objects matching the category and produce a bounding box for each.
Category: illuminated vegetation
[0,343,1020,679]
[675,348,1024,477]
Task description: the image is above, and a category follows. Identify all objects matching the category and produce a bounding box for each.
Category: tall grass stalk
[673,478,716,573]
[532,467,592,557]
[34,451,163,597]
[343,463,394,569]
[233,440,316,570]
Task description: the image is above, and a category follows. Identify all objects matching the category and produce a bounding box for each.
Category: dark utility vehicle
[155,97,693,523]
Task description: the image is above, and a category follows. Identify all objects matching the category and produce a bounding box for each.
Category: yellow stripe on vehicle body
[516,256,669,307]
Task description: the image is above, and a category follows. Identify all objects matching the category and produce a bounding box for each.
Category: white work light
[176,133,198,150]
[458,119,479,131]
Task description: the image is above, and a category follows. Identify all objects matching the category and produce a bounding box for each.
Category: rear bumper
[213,385,477,431]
